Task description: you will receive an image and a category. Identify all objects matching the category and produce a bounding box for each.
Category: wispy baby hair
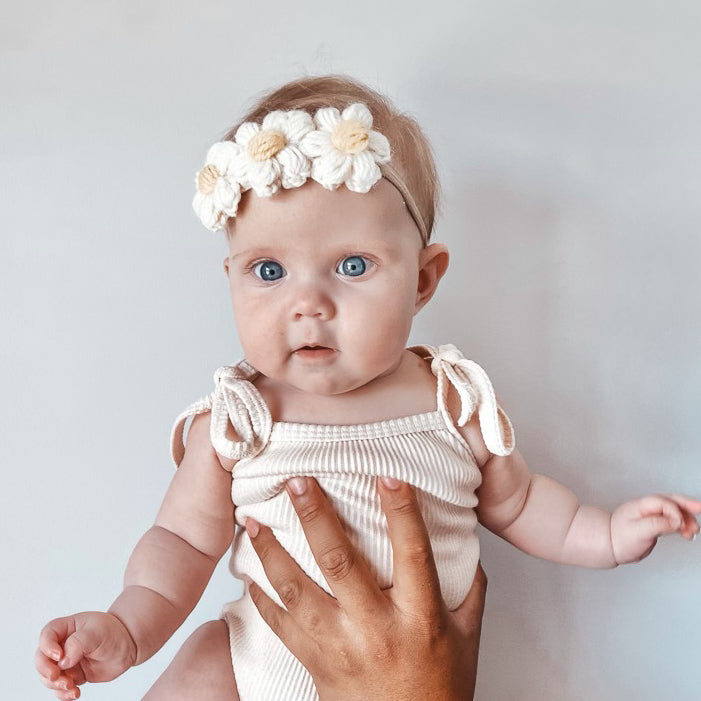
[220,73,441,244]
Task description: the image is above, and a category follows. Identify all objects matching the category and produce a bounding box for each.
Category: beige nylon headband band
[379,162,429,245]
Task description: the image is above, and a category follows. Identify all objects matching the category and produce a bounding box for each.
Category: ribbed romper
[169,343,515,701]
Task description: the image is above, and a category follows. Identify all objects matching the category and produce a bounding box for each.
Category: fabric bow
[430,344,514,457]
[210,366,272,460]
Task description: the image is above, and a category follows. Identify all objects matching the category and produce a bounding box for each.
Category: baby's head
[195,74,449,396]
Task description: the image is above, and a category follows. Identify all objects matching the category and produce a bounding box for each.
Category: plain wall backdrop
[3,1,700,699]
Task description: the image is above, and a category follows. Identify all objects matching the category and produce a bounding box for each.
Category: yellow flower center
[197,164,220,195]
[247,129,287,161]
[331,119,369,154]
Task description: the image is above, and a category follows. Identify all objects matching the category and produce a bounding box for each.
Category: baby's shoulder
[405,347,489,464]
[398,347,441,400]
[175,410,238,474]
[187,411,240,472]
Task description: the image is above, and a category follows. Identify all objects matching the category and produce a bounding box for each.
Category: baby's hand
[35,611,136,699]
[610,494,701,565]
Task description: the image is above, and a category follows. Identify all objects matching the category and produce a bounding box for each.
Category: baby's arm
[477,450,620,567]
[107,411,235,662]
[455,397,700,567]
[36,412,235,696]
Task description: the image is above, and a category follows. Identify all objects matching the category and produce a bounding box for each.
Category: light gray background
[3,1,700,699]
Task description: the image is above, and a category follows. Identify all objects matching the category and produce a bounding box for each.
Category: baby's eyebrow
[229,240,402,263]
[230,248,283,261]
[345,241,404,258]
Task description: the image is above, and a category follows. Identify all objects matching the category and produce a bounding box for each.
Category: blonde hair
[221,73,441,244]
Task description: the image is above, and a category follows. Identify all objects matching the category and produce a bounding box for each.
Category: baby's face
[223,178,425,396]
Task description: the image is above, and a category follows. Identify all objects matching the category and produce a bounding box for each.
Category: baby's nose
[291,284,335,321]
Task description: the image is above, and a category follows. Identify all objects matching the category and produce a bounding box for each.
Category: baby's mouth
[294,344,336,359]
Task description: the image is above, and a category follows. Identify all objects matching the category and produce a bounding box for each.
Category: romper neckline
[170,343,515,467]
[269,410,446,442]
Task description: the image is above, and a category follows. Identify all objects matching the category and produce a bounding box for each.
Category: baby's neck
[254,348,438,424]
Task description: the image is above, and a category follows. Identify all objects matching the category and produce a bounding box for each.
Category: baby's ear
[415,243,449,313]
[223,256,230,276]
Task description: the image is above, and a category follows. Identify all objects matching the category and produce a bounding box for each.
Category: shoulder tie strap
[427,344,515,457]
[170,393,214,468]
[209,365,272,461]
[169,362,272,468]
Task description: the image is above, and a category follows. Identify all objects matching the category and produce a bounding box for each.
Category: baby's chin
[259,365,377,398]
[249,351,405,398]
[281,374,370,397]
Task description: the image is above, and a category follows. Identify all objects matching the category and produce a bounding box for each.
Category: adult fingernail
[380,475,401,490]
[58,657,69,668]
[288,476,307,495]
[245,517,260,538]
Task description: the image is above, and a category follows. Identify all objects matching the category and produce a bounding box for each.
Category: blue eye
[253,260,285,281]
[338,256,368,277]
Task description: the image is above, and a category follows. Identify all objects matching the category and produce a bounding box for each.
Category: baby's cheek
[244,324,284,360]
[355,300,413,354]
[235,311,285,370]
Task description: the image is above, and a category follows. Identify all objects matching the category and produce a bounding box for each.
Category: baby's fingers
[639,495,701,540]
[637,495,684,525]
[38,619,70,666]
[637,513,683,541]
[37,667,80,700]
[676,506,700,540]
[664,495,701,539]
[51,681,81,701]
[613,495,697,563]
[37,620,80,695]
[666,494,701,513]
[35,647,61,683]
[58,631,89,674]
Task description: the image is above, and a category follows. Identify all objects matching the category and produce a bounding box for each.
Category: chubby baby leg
[142,620,239,701]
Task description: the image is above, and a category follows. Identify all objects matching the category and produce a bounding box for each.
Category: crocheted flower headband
[192,101,429,244]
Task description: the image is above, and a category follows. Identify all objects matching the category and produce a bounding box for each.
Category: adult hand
[244,475,487,701]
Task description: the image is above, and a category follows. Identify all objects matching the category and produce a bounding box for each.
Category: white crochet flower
[299,102,391,193]
[192,141,244,231]
[192,102,395,231]
[232,109,315,197]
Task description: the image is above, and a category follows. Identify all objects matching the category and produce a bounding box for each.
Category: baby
[36,75,700,701]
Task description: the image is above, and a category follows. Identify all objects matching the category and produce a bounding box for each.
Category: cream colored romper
[169,343,515,701]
